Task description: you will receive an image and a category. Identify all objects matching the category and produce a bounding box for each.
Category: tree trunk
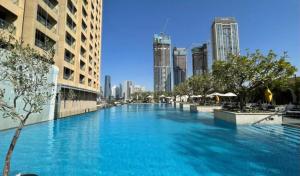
[2,120,25,176]
[239,91,246,111]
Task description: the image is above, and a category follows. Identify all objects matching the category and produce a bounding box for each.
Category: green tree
[213,50,297,110]
[0,37,55,176]
[188,73,214,99]
[173,81,190,101]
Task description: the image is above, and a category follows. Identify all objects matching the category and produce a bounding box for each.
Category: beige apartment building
[0,0,103,118]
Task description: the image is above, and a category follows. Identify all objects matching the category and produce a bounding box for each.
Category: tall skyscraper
[104,75,111,100]
[111,85,117,98]
[211,17,239,61]
[173,47,187,86]
[192,44,208,75]
[119,83,123,99]
[0,0,103,117]
[153,33,172,92]
[123,80,133,100]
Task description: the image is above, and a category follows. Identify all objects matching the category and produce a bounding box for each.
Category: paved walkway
[283,117,300,128]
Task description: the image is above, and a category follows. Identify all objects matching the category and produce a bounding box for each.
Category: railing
[65,39,75,49]
[252,112,279,125]
[37,15,57,33]
[63,74,74,81]
[64,56,74,64]
[67,22,76,33]
[80,65,85,71]
[79,79,85,84]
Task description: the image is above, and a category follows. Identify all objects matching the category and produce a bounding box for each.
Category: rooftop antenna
[162,18,170,34]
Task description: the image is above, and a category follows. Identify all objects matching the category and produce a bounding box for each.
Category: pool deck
[283,117,300,128]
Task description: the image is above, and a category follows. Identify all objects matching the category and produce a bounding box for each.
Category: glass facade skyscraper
[104,75,111,100]
[173,47,187,86]
[192,43,209,76]
[211,17,240,61]
[153,33,172,92]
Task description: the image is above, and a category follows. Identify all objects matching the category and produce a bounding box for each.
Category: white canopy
[222,92,237,97]
[191,95,202,98]
[147,95,153,98]
[159,95,166,98]
[207,92,237,97]
[207,92,224,97]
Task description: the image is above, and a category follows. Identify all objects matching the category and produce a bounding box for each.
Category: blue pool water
[0,104,300,176]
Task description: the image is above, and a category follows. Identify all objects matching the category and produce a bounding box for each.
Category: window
[35,30,55,50]
[37,6,57,30]
[79,74,85,84]
[65,32,75,47]
[80,47,86,57]
[64,49,74,64]
[63,67,74,80]
[80,60,86,71]
[67,0,77,15]
[43,0,58,11]
[82,6,87,18]
[66,15,76,32]
[81,33,87,44]
[82,20,87,31]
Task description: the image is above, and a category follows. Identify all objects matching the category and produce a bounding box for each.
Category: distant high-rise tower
[192,44,208,75]
[123,80,133,100]
[211,17,239,61]
[104,75,111,100]
[173,47,187,86]
[153,33,172,92]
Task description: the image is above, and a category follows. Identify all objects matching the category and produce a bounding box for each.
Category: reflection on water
[0,104,299,176]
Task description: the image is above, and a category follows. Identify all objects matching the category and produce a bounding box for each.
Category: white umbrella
[159,95,166,98]
[223,92,237,97]
[207,92,224,97]
[147,95,153,98]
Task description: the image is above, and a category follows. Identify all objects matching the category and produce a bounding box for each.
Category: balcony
[79,74,85,84]
[63,67,74,81]
[80,60,86,71]
[66,15,76,33]
[64,49,74,64]
[43,0,59,13]
[37,6,57,33]
[65,32,75,49]
[35,30,56,51]
[67,0,77,18]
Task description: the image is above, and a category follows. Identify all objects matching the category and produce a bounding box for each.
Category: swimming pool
[0,104,299,175]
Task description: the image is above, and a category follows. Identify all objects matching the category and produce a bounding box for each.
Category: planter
[179,103,191,111]
[213,109,283,125]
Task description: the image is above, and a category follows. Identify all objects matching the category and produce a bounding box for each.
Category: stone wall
[214,110,283,125]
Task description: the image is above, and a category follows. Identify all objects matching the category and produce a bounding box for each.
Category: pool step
[248,125,300,145]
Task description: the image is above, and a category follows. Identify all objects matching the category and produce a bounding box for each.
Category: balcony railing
[67,22,76,33]
[66,39,75,49]
[35,39,53,51]
[63,74,74,81]
[37,15,57,33]
[80,65,85,71]
[64,56,74,64]
[43,0,58,13]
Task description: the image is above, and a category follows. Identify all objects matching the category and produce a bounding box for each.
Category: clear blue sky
[102,0,300,91]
